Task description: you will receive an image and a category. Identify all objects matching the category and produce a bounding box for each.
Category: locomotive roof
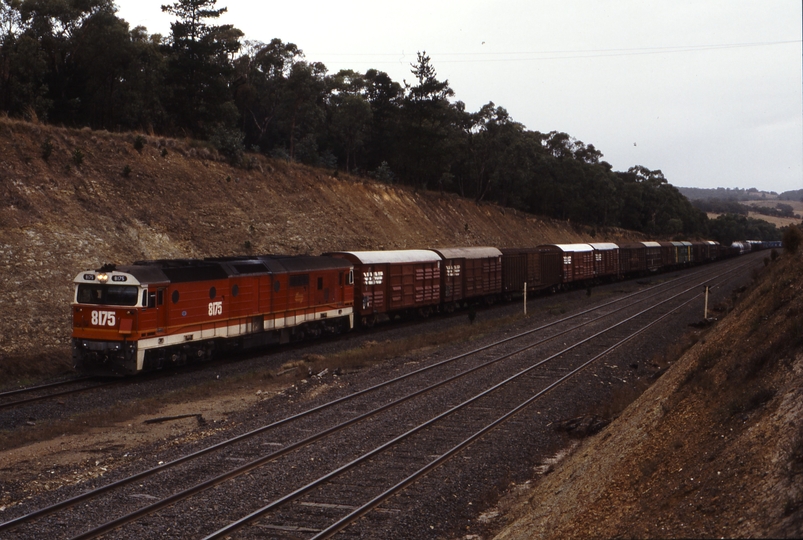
[261,255,352,273]
[113,265,171,284]
[131,259,230,283]
[431,247,502,259]
[327,250,441,264]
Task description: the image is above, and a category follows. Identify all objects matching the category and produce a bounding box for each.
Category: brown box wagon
[536,244,595,285]
[327,250,441,325]
[617,243,647,275]
[500,248,562,295]
[431,247,502,309]
[589,242,620,279]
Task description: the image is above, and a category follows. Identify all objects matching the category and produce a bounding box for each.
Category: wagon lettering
[91,310,116,327]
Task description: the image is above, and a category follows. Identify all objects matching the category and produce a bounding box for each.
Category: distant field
[743,199,803,213]
[743,199,803,227]
[707,208,801,228]
[746,213,800,228]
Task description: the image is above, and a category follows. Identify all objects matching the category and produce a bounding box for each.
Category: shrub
[134,135,146,153]
[40,139,53,161]
[208,126,245,165]
[122,165,132,177]
[72,148,84,165]
[371,161,395,184]
[783,225,803,255]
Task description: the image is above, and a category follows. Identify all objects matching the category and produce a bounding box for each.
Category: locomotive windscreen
[77,284,139,306]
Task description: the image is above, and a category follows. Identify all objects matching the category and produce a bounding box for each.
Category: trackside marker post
[704,286,709,319]
[524,282,527,315]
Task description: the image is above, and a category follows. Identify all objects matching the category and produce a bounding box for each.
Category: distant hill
[779,189,803,202]
[677,186,778,201]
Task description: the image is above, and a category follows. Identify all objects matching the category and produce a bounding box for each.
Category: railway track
[0,255,760,539]
[0,377,111,411]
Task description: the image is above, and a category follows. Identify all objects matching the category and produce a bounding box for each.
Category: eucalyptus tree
[160,0,243,136]
[396,51,464,190]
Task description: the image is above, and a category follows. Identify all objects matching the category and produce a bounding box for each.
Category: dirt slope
[494,249,803,539]
[0,118,634,372]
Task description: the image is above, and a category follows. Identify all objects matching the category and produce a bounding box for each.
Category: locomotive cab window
[77,284,138,306]
[347,269,354,285]
[317,277,323,290]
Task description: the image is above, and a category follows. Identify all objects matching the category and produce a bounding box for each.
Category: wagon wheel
[418,307,431,318]
[444,302,456,314]
[361,315,376,328]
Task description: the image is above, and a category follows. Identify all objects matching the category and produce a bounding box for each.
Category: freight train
[72,240,769,376]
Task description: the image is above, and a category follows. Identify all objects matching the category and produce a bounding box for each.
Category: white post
[524,282,527,315]
[704,286,709,319]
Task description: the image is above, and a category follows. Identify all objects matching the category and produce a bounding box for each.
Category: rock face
[0,118,635,366]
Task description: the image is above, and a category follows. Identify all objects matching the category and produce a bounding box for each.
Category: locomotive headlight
[98,273,109,283]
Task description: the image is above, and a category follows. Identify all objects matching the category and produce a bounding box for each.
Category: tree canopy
[0,0,780,243]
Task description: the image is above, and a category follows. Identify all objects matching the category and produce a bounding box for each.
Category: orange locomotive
[72,256,354,375]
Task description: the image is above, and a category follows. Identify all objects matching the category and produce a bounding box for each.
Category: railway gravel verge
[494,249,803,539]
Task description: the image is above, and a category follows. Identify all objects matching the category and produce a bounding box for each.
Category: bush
[208,126,245,165]
[134,135,146,153]
[783,225,803,255]
[40,139,53,161]
[371,161,395,184]
[122,165,132,177]
[72,148,84,165]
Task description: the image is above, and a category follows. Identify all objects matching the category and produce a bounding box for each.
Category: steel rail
[202,267,740,539]
[313,288,707,539]
[0,377,94,399]
[0,381,112,411]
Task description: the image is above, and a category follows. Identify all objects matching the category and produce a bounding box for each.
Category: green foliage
[72,148,84,165]
[122,164,131,177]
[708,213,781,245]
[691,198,749,216]
[370,161,394,183]
[208,125,245,164]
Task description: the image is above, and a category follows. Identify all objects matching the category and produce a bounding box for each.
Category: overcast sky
[115,0,802,194]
